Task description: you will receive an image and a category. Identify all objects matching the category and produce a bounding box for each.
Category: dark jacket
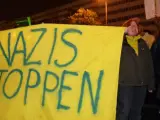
[151,37,160,84]
[119,35,155,90]
[151,37,160,99]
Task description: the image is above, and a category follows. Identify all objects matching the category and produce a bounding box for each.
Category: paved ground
[142,92,160,120]
[142,106,160,120]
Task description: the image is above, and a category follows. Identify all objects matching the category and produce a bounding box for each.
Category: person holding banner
[116,18,155,120]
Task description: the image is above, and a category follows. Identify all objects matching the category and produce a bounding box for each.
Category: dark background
[0,0,73,20]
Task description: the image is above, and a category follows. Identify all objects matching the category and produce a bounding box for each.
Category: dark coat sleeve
[147,45,155,90]
[151,38,160,84]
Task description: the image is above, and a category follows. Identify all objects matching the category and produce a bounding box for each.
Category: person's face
[127,21,139,36]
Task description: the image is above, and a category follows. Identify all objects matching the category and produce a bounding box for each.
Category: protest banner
[156,0,160,17]
[144,0,160,19]
[0,24,124,120]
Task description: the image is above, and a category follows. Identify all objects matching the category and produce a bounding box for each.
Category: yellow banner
[0,24,124,120]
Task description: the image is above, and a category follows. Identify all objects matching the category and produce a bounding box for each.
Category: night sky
[0,0,72,21]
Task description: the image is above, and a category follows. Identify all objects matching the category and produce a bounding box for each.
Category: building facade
[30,0,106,24]
[28,0,160,34]
[0,0,106,30]
[107,0,159,34]
[107,0,145,26]
[0,0,159,34]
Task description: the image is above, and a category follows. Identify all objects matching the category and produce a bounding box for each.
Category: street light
[105,0,108,25]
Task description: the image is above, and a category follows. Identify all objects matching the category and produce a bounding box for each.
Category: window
[108,4,144,15]
[107,13,145,24]
[108,0,139,7]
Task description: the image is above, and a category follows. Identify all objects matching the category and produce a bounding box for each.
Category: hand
[148,90,153,93]
[124,27,128,34]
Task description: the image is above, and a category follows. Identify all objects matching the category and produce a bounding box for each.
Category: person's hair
[122,17,140,27]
